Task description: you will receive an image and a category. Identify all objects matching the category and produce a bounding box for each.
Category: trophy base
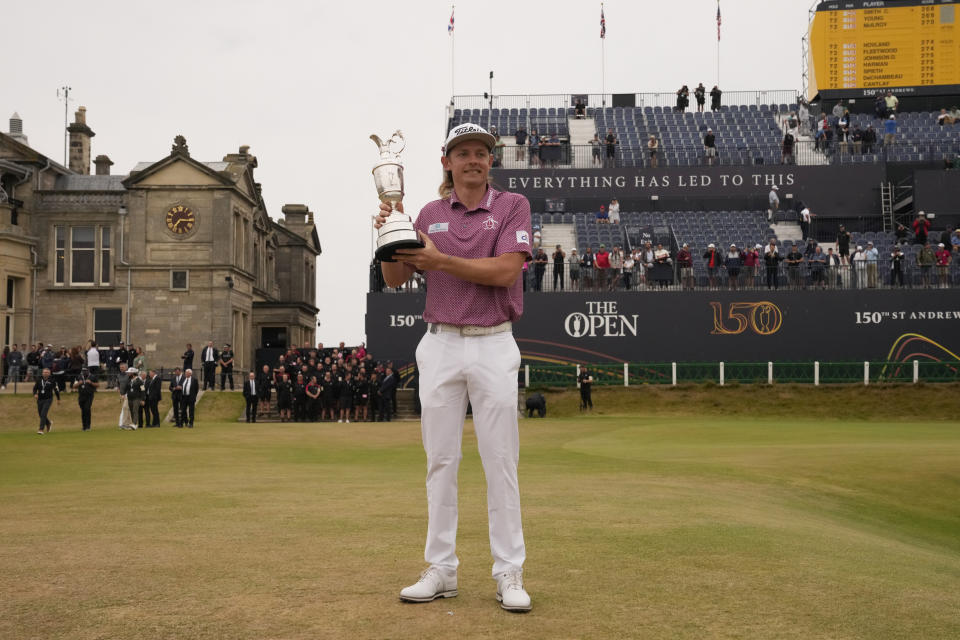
[376,238,425,263]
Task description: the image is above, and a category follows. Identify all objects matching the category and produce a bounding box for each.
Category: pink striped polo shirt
[413,186,532,326]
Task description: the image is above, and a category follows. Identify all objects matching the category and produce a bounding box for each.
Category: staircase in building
[539,223,578,252]
[568,117,597,169]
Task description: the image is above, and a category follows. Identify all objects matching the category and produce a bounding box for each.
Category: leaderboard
[808,0,960,99]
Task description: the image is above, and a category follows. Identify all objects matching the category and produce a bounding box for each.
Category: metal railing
[0,366,257,393]
[371,260,960,293]
[522,360,960,386]
[493,140,959,171]
[451,90,800,113]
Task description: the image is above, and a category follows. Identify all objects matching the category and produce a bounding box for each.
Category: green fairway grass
[1,390,959,639]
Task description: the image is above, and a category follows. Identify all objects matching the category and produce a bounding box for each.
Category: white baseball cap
[443,123,496,154]
[708,243,715,248]
[772,185,779,190]
[755,243,762,248]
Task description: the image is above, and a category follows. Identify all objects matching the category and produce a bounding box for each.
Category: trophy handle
[388,130,405,155]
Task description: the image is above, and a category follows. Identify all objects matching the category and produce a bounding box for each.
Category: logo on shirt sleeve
[428,222,449,234]
[516,230,530,245]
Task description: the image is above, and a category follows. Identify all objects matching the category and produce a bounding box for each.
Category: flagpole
[601,2,606,107]
[716,0,721,87]
[450,5,455,100]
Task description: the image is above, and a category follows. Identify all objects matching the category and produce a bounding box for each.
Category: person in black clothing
[578,367,593,411]
[710,86,722,111]
[533,248,548,291]
[338,372,355,423]
[256,364,273,418]
[378,366,397,422]
[72,366,98,431]
[219,344,234,391]
[276,373,293,422]
[181,344,194,373]
[321,371,337,421]
[574,98,586,119]
[33,368,60,434]
[129,371,146,429]
[293,373,308,422]
[525,393,546,418]
[764,241,782,289]
[694,83,706,112]
[785,244,805,288]
[604,129,617,168]
[169,367,185,427]
[552,245,565,291]
[836,225,852,263]
[354,371,370,422]
[200,341,218,391]
[242,372,259,423]
[703,128,717,166]
[145,370,162,427]
[367,371,380,420]
[891,246,906,287]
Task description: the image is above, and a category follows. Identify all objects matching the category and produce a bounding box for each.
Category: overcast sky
[5,0,815,345]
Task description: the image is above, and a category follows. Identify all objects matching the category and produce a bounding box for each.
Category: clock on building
[165,205,196,235]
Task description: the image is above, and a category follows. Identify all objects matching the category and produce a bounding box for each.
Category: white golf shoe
[399,566,458,602]
[496,569,531,612]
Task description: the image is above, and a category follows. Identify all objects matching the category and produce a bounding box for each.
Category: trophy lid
[370,130,405,160]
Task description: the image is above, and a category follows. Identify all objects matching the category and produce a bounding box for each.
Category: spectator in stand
[952,228,960,253]
[937,109,954,126]
[768,185,780,221]
[851,245,867,289]
[694,83,706,113]
[604,129,618,168]
[744,244,761,287]
[782,131,795,165]
[917,242,936,287]
[580,246,594,290]
[950,106,960,122]
[26,344,40,383]
[895,223,909,245]
[851,124,863,154]
[724,244,743,290]
[292,373,308,422]
[533,247,548,292]
[939,226,954,251]
[890,246,906,287]
[874,94,886,119]
[514,125,526,161]
[275,373,292,422]
[825,247,842,288]
[595,204,608,224]
[798,100,811,135]
[786,244,805,289]
[703,128,717,166]
[675,85,690,112]
[832,100,845,120]
[710,86,722,111]
[677,243,694,290]
[803,238,819,260]
[567,248,580,291]
[809,245,826,289]
[574,98,586,119]
[703,243,722,288]
[621,251,634,290]
[913,212,931,244]
[590,133,602,167]
[528,129,540,168]
[862,125,876,154]
[800,205,814,241]
[836,120,849,155]
[377,366,396,422]
[638,242,654,288]
[608,198,620,225]
[935,243,952,288]
[647,135,659,168]
[552,244,565,291]
[883,115,897,147]
[595,244,611,291]
[836,224,852,264]
[653,243,672,288]
[607,246,623,290]
[884,90,899,114]
[493,134,505,168]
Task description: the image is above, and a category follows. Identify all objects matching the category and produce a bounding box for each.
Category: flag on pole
[716,1,721,41]
[448,7,455,34]
[600,5,606,39]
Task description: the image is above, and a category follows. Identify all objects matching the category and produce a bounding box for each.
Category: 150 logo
[710,302,783,335]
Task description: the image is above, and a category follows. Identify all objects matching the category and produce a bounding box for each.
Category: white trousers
[415,329,525,577]
[118,397,135,428]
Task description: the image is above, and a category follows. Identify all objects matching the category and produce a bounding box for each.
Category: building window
[71,227,96,285]
[94,308,123,346]
[100,228,111,285]
[55,226,66,284]
[171,270,189,291]
[55,225,112,287]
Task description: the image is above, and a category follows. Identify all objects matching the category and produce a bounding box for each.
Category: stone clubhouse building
[0,108,321,372]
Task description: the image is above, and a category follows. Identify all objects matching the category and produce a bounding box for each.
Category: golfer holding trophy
[373,123,534,612]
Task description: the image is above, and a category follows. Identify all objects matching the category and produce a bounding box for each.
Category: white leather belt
[428,321,512,337]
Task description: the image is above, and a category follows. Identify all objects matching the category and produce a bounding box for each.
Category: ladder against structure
[880,181,894,232]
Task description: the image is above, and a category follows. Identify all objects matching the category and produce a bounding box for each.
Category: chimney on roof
[94,155,114,176]
[67,106,95,174]
[281,204,308,226]
[8,112,28,146]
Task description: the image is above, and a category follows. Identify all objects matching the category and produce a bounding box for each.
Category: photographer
[72,367,99,431]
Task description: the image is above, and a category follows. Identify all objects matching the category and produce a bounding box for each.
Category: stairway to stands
[538,223,577,253]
